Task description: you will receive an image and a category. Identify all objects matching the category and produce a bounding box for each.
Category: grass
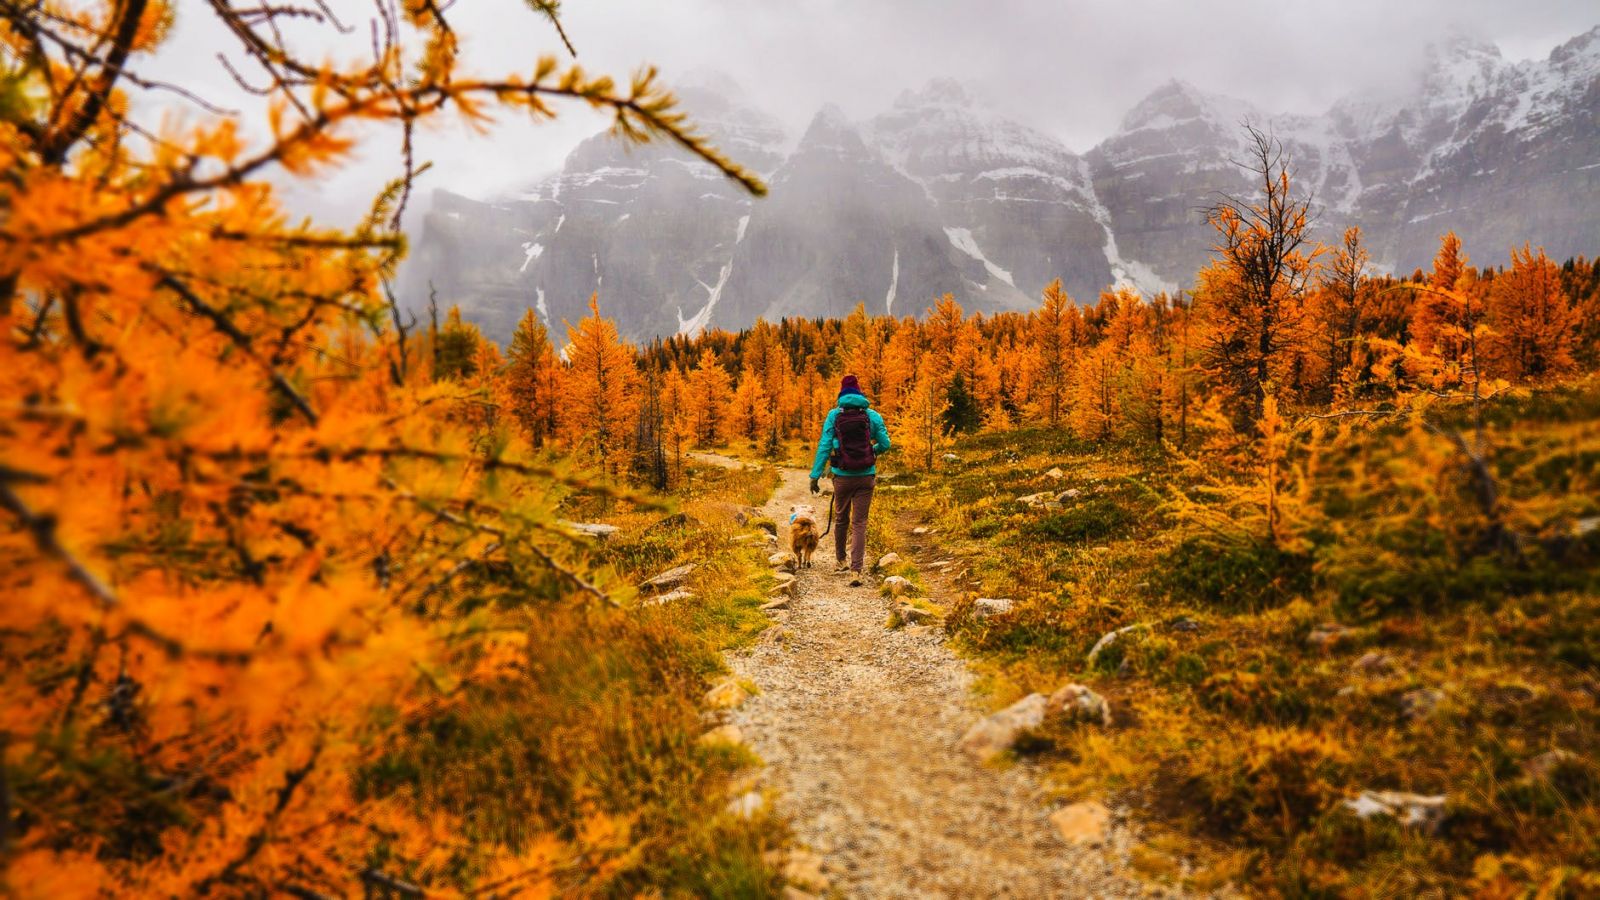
[889,383,1600,896]
[361,454,790,897]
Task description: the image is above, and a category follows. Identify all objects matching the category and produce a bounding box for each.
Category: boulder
[725,790,764,819]
[765,533,779,545]
[768,581,795,600]
[768,551,798,573]
[559,520,619,539]
[942,452,960,462]
[641,589,695,607]
[1306,622,1358,648]
[705,680,752,709]
[875,552,902,571]
[1058,488,1082,501]
[641,563,696,592]
[1165,615,1202,633]
[1017,491,1053,507]
[897,602,934,626]
[1351,651,1397,676]
[697,724,744,748]
[1085,624,1143,666]
[1047,683,1113,727]
[762,596,792,611]
[755,520,778,536]
[958,693,1048,760]
[1044,467,1066,480]
[1400,687,1445,721]
[1342,790,1447,833]
[973,597,1014,619]
[1523,748,1580,781]
[1050,801,1111,847]
[883,575,912,596]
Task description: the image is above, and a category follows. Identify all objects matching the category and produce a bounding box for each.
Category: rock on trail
[726,464,1156,898]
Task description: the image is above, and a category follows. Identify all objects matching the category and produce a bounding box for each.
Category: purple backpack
[831,408,876,471]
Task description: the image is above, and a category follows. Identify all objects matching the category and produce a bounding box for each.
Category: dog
[789,504,819,568]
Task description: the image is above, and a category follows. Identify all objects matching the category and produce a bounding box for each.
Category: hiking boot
[849,572,865,587]
[833,561,850,574]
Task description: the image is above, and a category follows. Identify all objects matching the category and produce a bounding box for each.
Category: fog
[147,1,1598,228]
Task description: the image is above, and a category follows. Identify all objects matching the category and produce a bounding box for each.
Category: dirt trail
[728,464,1153,898]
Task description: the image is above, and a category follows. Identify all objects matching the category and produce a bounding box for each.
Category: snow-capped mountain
[406,26,1600,342]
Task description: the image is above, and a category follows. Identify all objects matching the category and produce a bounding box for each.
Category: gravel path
[727,465,1156,898]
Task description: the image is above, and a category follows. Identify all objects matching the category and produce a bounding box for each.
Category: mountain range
[403,27,1600,342]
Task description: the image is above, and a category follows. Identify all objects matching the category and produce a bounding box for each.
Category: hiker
[810,374,892,586]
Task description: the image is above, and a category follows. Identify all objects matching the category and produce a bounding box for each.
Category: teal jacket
[810,393,892,479]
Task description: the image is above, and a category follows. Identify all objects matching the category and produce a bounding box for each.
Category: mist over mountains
[404,26,1600,343]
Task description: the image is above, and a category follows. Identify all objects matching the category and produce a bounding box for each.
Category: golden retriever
[789,504,819,568]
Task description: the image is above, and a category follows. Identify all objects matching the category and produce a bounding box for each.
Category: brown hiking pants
[831,474,876,572]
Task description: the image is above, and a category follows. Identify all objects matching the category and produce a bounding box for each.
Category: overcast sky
[151,0,1598,227]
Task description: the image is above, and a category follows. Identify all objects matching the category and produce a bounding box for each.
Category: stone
[1342,790,1447,833]
[782,850,828,891]
[1047,683,1113,727]
[1017,491,1053,507]
[558,520,619,539]
[761,626,791,645]
[1307,622,1357,648]
[942,452,961,462]
[898,602,934,626]
[958,693,1048,760]
[1058,488,1082,501]
[768,551,798,573]
[755,520,778,536]
[772,571,797,587]
[765,533,779,544]
[705,680,752,709]
[768,581,795,600]
[1050,801,1111,847]
[1575,516,1600,537]
[972,597,1014,619]
[731,533,760,544]
[1045,467,1066,480]
[762,596,792,611]
[725,790,764,819]
[640,562,696,592]
[1085,624,1143,666]
[1043,500,1063,510]
[911,526,930,536]
[1400,687,1445,721]
[1351,651,1397,676]
[697,724,744,748]
[875,552,902,571]
[641,589,695,607]
[1166,616,1202,633]
[882,575,912,596]
[1523,748,1579,781]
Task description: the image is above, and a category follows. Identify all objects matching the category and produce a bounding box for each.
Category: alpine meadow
[3,2,1600,899]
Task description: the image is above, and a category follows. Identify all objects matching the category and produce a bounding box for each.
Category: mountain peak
[894,78,974,109]
[796,104,868,155]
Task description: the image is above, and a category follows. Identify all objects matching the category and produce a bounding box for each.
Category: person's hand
[809,478,820,494]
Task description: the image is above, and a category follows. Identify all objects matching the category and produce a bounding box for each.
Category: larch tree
[1199,125,1319,429]
[504,308,562,447]
[562,295,640,473]
[1027,279,1081,426]
[1487,245,1577,382]
[0,0,763,894]
[685,347,734,446]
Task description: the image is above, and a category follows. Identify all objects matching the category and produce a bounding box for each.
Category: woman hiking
[810,374,892,586]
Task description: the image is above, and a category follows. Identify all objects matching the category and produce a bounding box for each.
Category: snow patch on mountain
[944,227,1015,287]
[677,261,734,338]
[885,248,900,315]
[519,242,544,273]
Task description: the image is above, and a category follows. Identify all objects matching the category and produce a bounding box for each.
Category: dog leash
[818,489,836,539]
